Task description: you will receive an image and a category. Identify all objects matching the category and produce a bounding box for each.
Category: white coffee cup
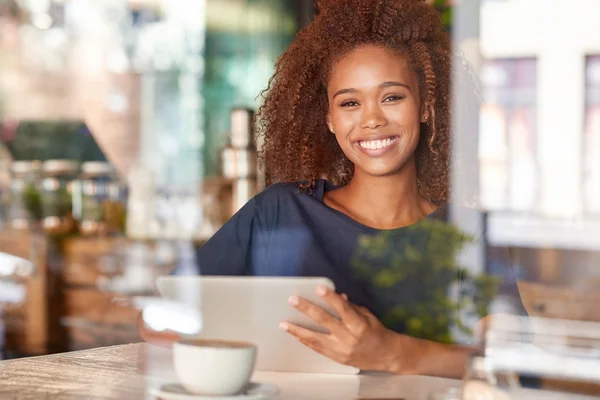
[173,339,257,395]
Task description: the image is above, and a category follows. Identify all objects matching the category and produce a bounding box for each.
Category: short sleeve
[171,198,257,276]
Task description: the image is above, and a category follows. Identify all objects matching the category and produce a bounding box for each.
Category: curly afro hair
[256,0,452,204]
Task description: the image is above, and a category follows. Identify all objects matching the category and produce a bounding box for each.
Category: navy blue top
[176,180,524,340]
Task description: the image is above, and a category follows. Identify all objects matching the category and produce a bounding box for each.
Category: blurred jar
[73,161,112,236]
[8,160,42,230]
[220,108,259,216]
[105,170,128,236]
[73,162,128,237]
[40,159,78,234]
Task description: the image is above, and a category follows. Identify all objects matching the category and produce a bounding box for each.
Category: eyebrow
[332,81,411,99]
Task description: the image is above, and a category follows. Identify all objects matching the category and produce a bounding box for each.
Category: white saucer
[149,382,278,400]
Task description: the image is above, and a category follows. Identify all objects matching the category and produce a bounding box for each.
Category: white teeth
[358,138,396,150]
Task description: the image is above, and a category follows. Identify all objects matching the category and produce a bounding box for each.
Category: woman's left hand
[280,285,418,373]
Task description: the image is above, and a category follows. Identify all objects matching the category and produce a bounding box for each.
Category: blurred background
[0,0,599,394]
[0,0,309,357]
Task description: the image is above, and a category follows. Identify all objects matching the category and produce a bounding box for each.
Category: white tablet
[155,275,360,375]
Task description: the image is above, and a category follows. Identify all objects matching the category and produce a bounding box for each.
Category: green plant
[351,219,500,344]
[23,181,42,220]
[433,0,452,29]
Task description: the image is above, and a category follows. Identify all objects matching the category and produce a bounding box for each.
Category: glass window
[479,58,538,212]
[584,55,600,214]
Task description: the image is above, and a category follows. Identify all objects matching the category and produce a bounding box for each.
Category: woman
[142,0,524,378]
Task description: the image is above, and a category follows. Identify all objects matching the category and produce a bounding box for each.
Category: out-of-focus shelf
[63,289,141,327]
[0,228,52,355]
[1,230,159,355]
[59,237,162,351]
[62,236,127,287]
[487,212,600,251]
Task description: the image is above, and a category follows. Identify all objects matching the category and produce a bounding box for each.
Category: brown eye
[383,95,405,102]
[341,101,359,107]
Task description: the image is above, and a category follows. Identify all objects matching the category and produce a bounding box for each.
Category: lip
[353,135,399,157]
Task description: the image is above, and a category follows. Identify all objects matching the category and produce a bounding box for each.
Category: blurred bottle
[40,160,78,235]
[125,162,156,240]
[106,168,128,236]
[71,161,127,237]
[221,108,260,215]
[8,160,42,230]
[72,161,111,236]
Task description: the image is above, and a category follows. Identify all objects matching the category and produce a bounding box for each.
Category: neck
[340,158,436,229]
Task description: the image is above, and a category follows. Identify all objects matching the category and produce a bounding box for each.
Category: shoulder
[254,182,301,206]
[249,180,325,223]
[260,181,304,196]
[249,181,303,217]
[254,180,324,205]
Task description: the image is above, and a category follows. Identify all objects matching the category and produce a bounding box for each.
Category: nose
[360,102,388,130]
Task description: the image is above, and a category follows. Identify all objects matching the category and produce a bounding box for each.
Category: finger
[339,295,371,317]
[338,297,369,316]
[335,295,374,319]
[279,321,330,347]
[299,339,353,366]
[316,286,364,328]
[281,322,351,366]
[289,295,347,337]
[355,305,373,317]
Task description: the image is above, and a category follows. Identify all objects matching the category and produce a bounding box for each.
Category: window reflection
[584,55,600,214]
[479,58,538,213]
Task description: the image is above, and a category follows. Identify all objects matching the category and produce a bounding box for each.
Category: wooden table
[0,343,461,399]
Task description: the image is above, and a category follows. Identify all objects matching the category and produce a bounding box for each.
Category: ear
[420,103,430,123]
[326,113,334,133]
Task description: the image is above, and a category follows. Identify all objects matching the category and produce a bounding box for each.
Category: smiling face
[326,45,426,178]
